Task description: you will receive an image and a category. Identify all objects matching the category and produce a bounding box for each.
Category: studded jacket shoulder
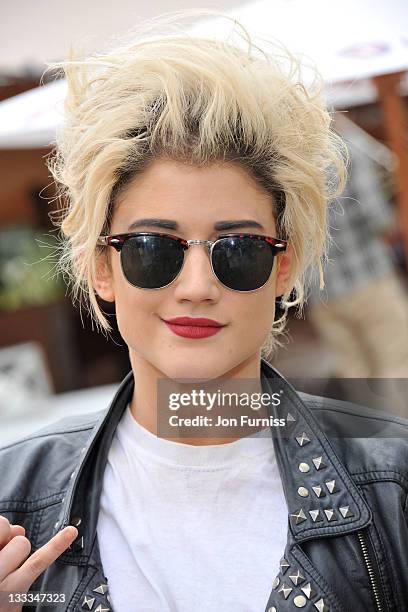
[0,359,407,612]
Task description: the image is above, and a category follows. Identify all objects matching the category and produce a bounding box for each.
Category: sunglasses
[97,232,288,292]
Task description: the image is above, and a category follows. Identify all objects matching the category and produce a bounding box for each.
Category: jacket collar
[56,358,371,559]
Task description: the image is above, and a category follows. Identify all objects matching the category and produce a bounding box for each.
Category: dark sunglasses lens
[121,235,184,289]
[212,236,274,291]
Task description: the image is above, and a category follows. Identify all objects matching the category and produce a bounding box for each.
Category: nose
[172,242,221,302]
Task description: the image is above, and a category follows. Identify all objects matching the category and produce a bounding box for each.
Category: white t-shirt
[97,404,288,612]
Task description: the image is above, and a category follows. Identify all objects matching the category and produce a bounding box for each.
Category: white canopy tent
[0,79,67,149]
[190,0,408,84]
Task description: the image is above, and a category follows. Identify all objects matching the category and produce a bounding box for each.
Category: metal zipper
[357,529,385,612]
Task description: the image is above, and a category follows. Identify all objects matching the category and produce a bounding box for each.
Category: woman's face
[95,159,292,380]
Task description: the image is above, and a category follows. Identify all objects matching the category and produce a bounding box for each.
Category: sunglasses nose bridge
[176,239,218,290]
[185,239,214,257]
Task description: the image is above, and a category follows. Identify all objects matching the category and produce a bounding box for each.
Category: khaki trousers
[308,273,408,379]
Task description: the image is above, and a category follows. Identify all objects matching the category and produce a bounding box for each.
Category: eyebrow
[127,218,265,231]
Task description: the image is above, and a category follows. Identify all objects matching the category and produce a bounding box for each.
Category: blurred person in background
[306,129,408,415]
[307,130,408,384]
[0,12,407,612]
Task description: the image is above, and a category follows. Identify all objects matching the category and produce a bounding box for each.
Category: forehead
[113,159,276,229]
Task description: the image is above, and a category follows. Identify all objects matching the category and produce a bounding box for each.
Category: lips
[162,316,226,339]
[164,317,224,327]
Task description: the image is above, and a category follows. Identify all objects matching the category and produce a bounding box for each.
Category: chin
[158,355,233,382]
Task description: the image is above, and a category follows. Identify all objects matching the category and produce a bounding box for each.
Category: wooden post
[373,71,408,262]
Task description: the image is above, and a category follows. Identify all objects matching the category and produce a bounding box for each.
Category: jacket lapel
[260,358,372,542]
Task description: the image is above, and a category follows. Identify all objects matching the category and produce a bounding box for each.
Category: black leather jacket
[0,359,407,612]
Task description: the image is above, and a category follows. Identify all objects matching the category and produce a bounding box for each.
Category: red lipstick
[162,316,226,339]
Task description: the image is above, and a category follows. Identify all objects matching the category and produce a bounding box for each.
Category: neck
[128,353,266,445]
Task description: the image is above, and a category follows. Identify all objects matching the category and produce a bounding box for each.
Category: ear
[93,255,115,303]
[275,244,294,298]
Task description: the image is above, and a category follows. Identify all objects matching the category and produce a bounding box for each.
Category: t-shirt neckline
[122,403,274,468]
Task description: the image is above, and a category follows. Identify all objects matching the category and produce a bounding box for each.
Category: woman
[0,12,407,612]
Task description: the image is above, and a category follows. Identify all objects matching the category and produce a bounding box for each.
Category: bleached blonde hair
[44,10,347,359]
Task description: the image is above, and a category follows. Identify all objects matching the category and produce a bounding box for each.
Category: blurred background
[1,0,408,444]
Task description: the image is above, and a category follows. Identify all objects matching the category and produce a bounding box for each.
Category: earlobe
[275,245,293,298]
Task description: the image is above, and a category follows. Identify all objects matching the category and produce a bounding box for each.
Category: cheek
[230,286,276,334]
[112,275,159,344]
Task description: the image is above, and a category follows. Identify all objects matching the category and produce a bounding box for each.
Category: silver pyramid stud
[324,508,337,521]
[301,582,317,599]
[295,432,311,447]
[73,536,84,551]
[279,557,290,574]
[286,412,296,423]
[309,509,323,522]
[297,486,309,498]
[325,479,339,494]
[290,508,307,525]
[277,582,293,599]
[339,505,354,518]
[94,605,110,612]
[298,462,310,473]
[294,594,308,608]
[312,456,326,470]
[71,516,82,527]
[272,576,280,589]
[339,506,354,518]
[93,584,109,595]
[314,598,329,611]
[288,569,305,586]
[312,485,326,498]
[267,607,277,612]
[82,595,95,610]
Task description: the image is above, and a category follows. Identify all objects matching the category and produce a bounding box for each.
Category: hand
[0,515,78,611]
